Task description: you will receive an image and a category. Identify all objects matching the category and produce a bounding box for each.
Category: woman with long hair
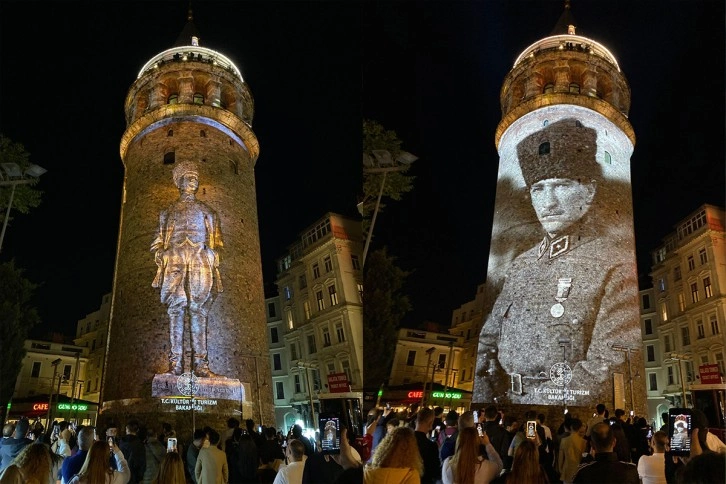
[68,440,130,484]
[0,442,54,484]
[442,427,503,484]
[364,426,422,483]
[506,439,548,484]
[152,451,185,484]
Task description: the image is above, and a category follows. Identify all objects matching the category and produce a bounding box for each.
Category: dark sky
[0,1,361,338]
[363,0,725,328]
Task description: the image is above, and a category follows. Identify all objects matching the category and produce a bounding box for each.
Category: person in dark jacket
[0,418,33,472]
[572,422,638,484]
[414,408,441,484]
[119,419,146,483]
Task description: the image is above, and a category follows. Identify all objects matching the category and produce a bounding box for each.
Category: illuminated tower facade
[102,13,273,427]
[473,4,646,416]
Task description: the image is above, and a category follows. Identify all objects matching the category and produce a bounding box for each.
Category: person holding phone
[68,440,131,484]
[441,427,502,484]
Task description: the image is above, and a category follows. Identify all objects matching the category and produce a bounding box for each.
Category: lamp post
[46,358,62,426]
[0,163,47,253]
[421,347,435,408]
[360,150,416,267]
[297,361,318,429]
[611,344,640,414]
[666,352,690,407]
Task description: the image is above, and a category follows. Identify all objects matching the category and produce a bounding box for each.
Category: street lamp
[611,344,640,414]
[421,347,435,408]
[360,150,416,267]
[0,162,47,253]
[46,358,62,425]
[297,361,318,429]
[665,352,690,407]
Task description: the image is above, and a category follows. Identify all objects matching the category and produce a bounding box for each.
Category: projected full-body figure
[474,119,639,405]
[152,160,223,377]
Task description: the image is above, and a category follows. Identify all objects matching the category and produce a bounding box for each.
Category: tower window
[193,93,204,105]
[543,83,554,94]
[167,129,173,137]
[538,142,550,155]
[604,151,612,164]
[163,151,175,165]
[569,83,581,94]
[200,130,206,138]
[168,94,178,105]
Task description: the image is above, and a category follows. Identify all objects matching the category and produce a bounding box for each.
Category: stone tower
[473,3,647,418]
[101,11,273,429]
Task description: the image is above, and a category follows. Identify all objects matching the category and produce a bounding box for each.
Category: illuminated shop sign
[160,398,218,411]
[431,391,462,400]
[57,403,88,411]
[32,403,49,411]
[407,391,423,399]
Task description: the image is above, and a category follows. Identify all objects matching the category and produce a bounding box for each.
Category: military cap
[172,160,199,188]
[517,118,602,187]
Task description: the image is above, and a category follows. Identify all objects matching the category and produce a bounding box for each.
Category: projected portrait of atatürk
[473,118,640,406]
[151,160,224,378]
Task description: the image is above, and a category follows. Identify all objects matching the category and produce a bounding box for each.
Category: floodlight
[396,151,418,165]
[0,163,22,178]
[25,164,47,177]
[371,149,394,166]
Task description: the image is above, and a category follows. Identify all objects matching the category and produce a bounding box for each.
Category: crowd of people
[0,403,723,483]
[0,416,363,484]
[362,402,726,484]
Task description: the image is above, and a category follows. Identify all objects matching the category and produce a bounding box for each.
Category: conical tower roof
[174,3,201,46]
[550,0,579,36]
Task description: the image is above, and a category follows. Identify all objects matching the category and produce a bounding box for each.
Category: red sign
[327,373,350,393]
[407,391,423,399]
[32,403,49,411]
[699,364,722,384]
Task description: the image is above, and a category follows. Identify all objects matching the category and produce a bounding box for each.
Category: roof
[174,5,200,47]
[550,0,579,36]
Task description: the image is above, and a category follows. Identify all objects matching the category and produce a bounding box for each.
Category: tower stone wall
[101,37,273,432]
[473,23,647,418]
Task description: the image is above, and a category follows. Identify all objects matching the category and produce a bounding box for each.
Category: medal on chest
[550,277,572,318]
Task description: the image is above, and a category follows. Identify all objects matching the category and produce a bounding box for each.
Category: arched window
[539,142,550,155]
[569,83,580,94]
[163,151,175,165]
[543,83,554,94]
[167,129,173,137]
[168,94,179,105]
[193,93,204,105]
[200,130,206,138]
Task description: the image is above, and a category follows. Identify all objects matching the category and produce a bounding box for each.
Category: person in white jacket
[68,440,130,484]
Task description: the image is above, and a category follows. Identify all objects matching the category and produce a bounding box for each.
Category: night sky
[0,1,362,338]
[1,1,724,340]
[363,1,725,328]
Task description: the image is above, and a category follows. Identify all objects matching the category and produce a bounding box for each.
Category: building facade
[102,14,272,428]
[473,4,646,416]
[272,213,363,430]
[449,283,487,393]
[10,340,93,425]
[646,205,725,419]
[73,293,111,403]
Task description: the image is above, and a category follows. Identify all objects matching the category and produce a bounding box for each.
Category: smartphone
[477,424,484,437]
[107,436,114,447]
[473,410,479,422]
[668,408,692,456]
[318,413,341,455]
[526,421,537,439]
[167,437,178,453]
[385,403,391,410]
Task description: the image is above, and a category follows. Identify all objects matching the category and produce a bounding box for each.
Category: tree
[362,247,411,391]
[0,134,43,216]
[0,260,41,425]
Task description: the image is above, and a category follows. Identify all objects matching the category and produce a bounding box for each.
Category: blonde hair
[153,452,186,484]
[77,441,114,482]
[450,427,481,484]
[9,443,52,483]
[370,426,424,476]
